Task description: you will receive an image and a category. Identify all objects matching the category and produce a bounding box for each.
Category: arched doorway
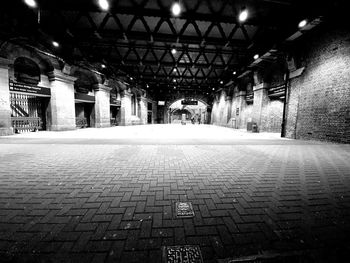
[10,57,50,133]
[168,98,208,124]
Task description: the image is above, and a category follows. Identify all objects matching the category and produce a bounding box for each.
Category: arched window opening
[14,57,41,85]
[74,71,94,94]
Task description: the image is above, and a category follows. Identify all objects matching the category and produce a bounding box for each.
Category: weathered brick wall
[261,100,283,132]
[211,90,228,126]
[211,87,282,132]
[239,103,253,129]
[285,24,350,143]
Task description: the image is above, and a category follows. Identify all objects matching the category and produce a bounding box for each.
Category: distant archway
[168,98,208,124]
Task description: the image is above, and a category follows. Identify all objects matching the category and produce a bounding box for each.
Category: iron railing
[11,117,42,133]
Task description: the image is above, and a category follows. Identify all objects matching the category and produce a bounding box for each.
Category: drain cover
[175,202,195,218]
[162,245,203,263]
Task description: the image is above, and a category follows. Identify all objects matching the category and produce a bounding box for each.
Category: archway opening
[14,57,41,85]
[168,98,208,124]
[11,57,48,133]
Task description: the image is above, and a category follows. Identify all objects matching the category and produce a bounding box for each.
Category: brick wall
[261,100,283,132]
[211,87,282,132]
[285,24,350,143]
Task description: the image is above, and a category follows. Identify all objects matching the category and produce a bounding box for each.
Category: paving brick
[0,127,349,262]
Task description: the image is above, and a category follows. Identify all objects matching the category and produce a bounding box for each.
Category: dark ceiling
[0,0,342,98]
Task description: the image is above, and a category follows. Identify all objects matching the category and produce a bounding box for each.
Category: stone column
[49,69,77,131]
[120,89,131,126]
[93,84,112,128]
[140,97,148,124]
[225,95,232,126]
[252,83,269,130]
[236,91,246,129]
[0,58,13,135]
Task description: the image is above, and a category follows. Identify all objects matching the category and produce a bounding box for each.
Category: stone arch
[166,96,210,109]
[14,57,41,85]
[0,40,58,76]
[70,66,101,93]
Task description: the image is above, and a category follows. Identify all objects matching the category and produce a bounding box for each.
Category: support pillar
[225,95,232,126]
[236,91,246,129]
[49,70,77,131]
[252,83,269,129]
[140,97,147,124]
[93,84,112,128]
[120,89,131,126]
[0,58,13,135]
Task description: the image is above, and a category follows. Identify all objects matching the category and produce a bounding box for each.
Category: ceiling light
[212,88,215,91]
[233,71,236,75]
[98,0,109,11]
[146,84,149,88]
[24,0,37,8]
[171,48,177,55]
[220,80,223,84]
[253,54,259,60]
[171,2,181,16]
[173,68,177,72]
[239,9,248,22]
[173,79,176,82]
[298,19,307,28]
[174,86,176,89]
[52,41,59,48]
[101,64,106,69]
[130,77,133,80]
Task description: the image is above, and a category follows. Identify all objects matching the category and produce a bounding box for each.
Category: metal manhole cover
[162,245,203,263]
[175,202,195,218]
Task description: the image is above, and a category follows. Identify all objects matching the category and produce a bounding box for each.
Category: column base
[0,127,14,136]
[50,125,76,131]
[95,122,111,128]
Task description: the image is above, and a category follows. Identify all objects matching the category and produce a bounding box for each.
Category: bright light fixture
[130,77,133,80]
[171,48,177,55]
[173,68,177,72]
[98,0,109,11]
[233,71,236,75]
[239,9,248,22]
[174,86,176,89]
[220,80,223,84]
[52,41,59,47]
[173,79,176,82]
[212,88,215,91]
[24,0,37,8]
[171,2,181,16]
[101,64,106,68]
[298,19,307,28]
[253,54,259,60]
[146,84,149,88]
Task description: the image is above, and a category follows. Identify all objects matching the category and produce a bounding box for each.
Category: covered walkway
[0,125,349,262]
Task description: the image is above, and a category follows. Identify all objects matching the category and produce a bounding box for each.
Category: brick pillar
[93,84,112,128]
[236,91,246,129]
[49,70,77,131]
[0,58,13,135]
[252,83,269,129]
[120,89,131,126]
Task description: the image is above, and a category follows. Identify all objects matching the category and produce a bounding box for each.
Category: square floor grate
[175,202,195,218]
[162,245,203,263]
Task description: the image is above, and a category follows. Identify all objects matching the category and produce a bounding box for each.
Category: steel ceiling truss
[20,0,300,92]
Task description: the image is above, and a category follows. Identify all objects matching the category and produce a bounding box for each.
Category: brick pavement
[0,126,350,262]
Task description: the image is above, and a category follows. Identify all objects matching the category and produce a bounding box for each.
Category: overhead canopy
[2,0,342,98]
